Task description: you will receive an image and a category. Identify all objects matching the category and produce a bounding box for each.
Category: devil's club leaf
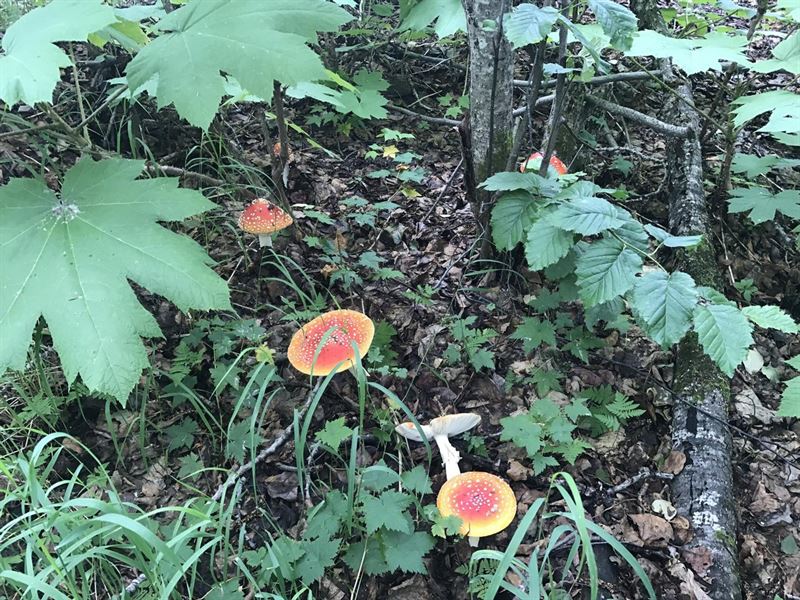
[630,271,698,348]
[125,0,352,129]
[0,158,231,402]
[0,0,116,106]
[727,186,800,223]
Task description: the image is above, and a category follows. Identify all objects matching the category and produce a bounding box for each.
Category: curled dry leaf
[624,513,674,547]
[663,450,687,475]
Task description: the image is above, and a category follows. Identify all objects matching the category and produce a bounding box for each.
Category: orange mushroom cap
[437,471,517,538]
[519,152,568,176]
[238,198,293,235]
[287,310,375,376]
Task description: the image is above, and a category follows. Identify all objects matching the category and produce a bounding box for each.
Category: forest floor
[1,12,799,600]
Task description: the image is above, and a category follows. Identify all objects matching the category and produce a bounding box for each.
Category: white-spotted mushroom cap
[395,421,434,442]
[430,413,481,437]
[238,198,293,235]
[287,309,374,376]
[437,471,517,538]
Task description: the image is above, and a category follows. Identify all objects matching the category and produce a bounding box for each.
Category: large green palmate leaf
[0,158,231,402]
[627,30,750,74]
[0,0,116,106]
[693,303,753,377]
[575,237,642,307]
[727,187,800,223]
[630,271,698,348]
[125,0,352,129]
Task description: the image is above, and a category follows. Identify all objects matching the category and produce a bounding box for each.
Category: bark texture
[461,0,515,255]
[666,81,742,600]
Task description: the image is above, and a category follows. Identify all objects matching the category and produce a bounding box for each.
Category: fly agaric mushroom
[395,413,480,480]
[519,152,568,176]
[287,309,374,376]
[437,471,517,546]
[238,198,293,248]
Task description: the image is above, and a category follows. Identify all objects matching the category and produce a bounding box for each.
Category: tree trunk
[461,0,515,258]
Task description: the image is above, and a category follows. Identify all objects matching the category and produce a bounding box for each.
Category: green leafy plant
[0,158,231,402]
[500,398,592,475]
[444,316,497,372]
[576,385,645,436]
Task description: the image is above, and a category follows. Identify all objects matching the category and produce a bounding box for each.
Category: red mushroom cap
[238,198,293,235]
[519,152,568,175]
[437,471,517,538]
[287,309,375,376]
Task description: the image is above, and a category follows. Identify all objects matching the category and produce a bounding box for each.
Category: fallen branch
[514,69,660,89]
[211,381,319,502]
[585,94,691,138]
[144,164,226,188]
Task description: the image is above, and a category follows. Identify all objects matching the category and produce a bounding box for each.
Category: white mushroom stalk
[395,413,481,480]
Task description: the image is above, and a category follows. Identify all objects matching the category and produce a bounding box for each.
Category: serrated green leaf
[525,219,574,270]
[0,158,230,402]
[742,305,799,333]
[731,91,799,129]
[491,191,539,251]
[631,271,698,348]
[510,317,557,353]
[480,171,558,195]
[0,0,116,106]
[297,536,340,584]
[693,304,753,377]
[315,417,354,449]
[727,187,800,223]
[788,355,800,370]
[587,0,638,50]
[400,465,432,494]
[731,153,800,178]
[612,209,650,252]
[166,418,198,451]
[381,530,435,573]
[750,31,800,76]
[547,197,626,235]
[125,0,352,129]
[777,376,800,417]
[575,238,642,307]
[504,4,560,47]
[400,0,465,37]
[500,414,543,456]
[361,490,412,534]
[643,224,702,248]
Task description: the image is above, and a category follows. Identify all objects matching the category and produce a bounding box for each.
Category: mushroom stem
[434,434,462,480]
[468,536,479,547]
[258,233,273,248]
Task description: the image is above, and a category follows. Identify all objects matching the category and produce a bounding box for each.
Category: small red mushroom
[287,309,374,376]
[238,198,293,248]
[437,471,517,546]
[519,152,568,176]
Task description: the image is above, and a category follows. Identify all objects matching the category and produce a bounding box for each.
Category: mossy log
[665,81,742,600]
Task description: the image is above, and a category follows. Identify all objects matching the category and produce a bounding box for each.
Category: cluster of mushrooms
[240,198,519,547]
